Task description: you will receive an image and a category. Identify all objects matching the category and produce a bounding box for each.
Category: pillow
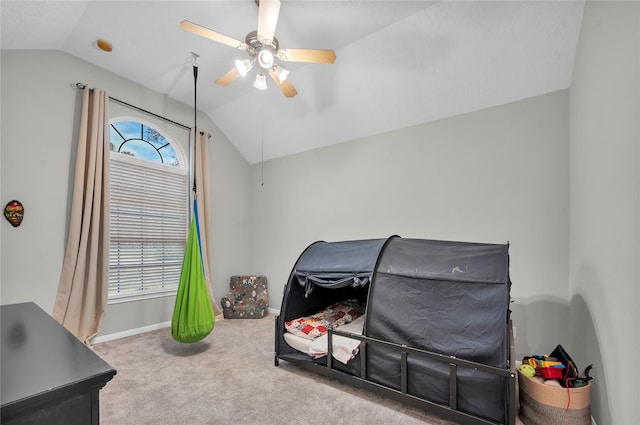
[284,315,330,340]
[284,300,365,340]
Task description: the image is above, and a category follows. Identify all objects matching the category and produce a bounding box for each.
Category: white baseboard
[93,308,281,344]
[92,321,171,344]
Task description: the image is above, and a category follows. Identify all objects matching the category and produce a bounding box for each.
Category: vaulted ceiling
[1,1,585,163]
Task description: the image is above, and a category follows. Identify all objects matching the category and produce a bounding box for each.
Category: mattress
[283,315,364,364]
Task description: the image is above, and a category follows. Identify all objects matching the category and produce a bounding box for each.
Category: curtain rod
[74,83,210,137]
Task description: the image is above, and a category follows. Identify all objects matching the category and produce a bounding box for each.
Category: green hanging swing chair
[171,200,215,343]
[171,59,214,344]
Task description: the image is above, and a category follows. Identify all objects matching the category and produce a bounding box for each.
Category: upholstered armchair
[221,275,269,319]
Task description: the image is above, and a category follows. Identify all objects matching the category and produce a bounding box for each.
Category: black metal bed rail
[328,328,513,377]
[274,315,517,425]
[323,326,517,425]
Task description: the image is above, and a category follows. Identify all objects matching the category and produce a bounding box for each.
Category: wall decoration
[4,200,24,227]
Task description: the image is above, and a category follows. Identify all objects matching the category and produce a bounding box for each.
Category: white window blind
[109,154,188,300]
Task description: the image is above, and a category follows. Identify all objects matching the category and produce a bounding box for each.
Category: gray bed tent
[275,236,516,425]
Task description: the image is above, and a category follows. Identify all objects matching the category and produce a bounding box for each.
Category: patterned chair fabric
[221,275,269,319]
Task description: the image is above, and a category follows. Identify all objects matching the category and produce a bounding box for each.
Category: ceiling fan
[180,0,336,98]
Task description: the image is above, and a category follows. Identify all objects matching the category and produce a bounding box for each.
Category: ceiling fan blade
[257,0,281,43]
[268,69,297,98]
[180,20,247,50]
[278,48,336,64]
[216,67,241,86]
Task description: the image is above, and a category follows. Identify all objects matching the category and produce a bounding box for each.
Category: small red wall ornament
[4,200,24,227]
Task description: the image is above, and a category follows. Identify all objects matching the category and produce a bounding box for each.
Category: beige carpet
[94,314,517,425]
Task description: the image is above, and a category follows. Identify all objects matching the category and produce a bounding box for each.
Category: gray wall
[0,50,253,335]
[251,89,571,359]
[569,2,639,424]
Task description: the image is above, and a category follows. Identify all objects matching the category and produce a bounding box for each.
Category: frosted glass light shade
[273,64,289,83]
[235,59,254,77]
[254,72,268,90]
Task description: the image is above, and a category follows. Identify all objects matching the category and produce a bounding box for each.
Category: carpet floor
[94,314,519,425]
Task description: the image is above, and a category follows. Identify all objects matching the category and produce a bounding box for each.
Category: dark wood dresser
[1,302,116,424]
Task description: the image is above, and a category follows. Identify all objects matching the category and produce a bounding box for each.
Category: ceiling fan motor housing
[245,30,279,69]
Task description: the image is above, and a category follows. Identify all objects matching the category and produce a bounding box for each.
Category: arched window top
[110,119,182,167]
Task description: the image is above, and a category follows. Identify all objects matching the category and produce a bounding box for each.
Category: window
[108,119,189,301]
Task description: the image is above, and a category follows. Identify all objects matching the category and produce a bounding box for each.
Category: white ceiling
[1,1,585,164]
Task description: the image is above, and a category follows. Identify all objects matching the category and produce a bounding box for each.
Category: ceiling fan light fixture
[257,49,274,69]
[254,72,268,90]
[272,64,289,83]
[235,58,255,77]
[181,0,334,98]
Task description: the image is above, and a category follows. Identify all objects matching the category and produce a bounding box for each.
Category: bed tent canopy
[294,238,389,295]
[276,235,515,425]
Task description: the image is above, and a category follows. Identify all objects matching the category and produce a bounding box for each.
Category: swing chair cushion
[221,275,269,319]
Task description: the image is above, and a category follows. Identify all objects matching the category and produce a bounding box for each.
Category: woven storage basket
[518,370,591,425]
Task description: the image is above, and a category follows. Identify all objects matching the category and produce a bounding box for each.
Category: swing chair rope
[192,52,199,197]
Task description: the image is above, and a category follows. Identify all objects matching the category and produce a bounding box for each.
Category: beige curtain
[193,129,223,320]
[53,87,110,344]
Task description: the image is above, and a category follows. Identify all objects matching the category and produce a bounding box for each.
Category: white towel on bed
[308,315,365,364]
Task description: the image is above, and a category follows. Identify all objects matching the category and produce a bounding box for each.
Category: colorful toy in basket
[523,355,566,380]
[518,363,536,377]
